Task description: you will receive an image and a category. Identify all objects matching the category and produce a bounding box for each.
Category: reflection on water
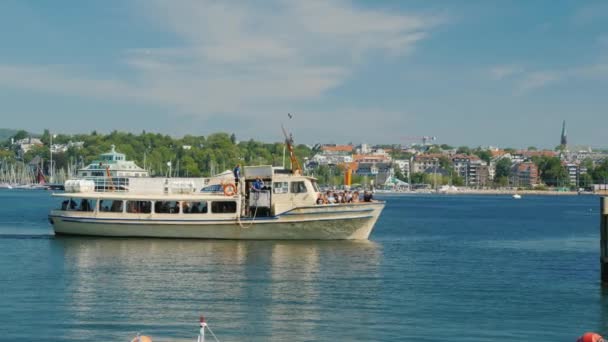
[55,237,380,341]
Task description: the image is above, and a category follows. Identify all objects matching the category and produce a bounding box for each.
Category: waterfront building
[321,145,354,155]
[412,154,443,173]
[393,159,411,179]
[14,137,43,156]
[51,141,84,153]
[509,162,540,188]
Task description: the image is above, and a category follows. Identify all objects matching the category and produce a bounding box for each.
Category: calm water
[0,190,607,341]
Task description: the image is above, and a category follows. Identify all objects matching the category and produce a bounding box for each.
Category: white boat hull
[49,203,385,240]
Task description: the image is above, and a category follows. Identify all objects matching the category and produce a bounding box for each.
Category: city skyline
[0,1,607,148]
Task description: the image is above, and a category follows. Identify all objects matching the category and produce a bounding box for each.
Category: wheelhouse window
[290,181,307,193]
[211,201,237,214]
[99,200,123,213]
[311,180,320,192]
[273,182,288,194]
[154,201,180,214]
[126,201,152,214]
[183,201,208,214]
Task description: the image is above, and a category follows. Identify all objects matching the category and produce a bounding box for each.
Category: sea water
[0,190,606,341]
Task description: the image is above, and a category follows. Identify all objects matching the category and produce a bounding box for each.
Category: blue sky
[0,0,607,148]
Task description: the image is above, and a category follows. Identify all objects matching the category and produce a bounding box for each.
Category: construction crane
[401,136,437,147]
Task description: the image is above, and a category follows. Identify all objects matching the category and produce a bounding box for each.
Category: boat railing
[78,176,130,192]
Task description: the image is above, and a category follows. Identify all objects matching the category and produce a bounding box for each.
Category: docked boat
[48,138,385,240]
[77,145,148,190]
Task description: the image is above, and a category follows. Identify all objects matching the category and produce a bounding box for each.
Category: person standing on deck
[233,164,241,190]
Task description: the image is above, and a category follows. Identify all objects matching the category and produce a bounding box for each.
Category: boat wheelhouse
[77,145,148,190]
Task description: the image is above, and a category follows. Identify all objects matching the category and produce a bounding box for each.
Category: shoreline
[377,190,608,196]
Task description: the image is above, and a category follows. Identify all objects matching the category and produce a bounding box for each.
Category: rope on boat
[237,192,259,229]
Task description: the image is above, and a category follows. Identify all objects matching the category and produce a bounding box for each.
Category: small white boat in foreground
[131,316,220,342]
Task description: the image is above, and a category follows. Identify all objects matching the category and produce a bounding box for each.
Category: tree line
[1,130,313,178]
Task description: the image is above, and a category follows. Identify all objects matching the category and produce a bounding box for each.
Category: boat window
[290,181,307,194]
[311,180,320,192]
[211,201,237,214]
[183,201,208,214]
[77,198,95,212]
[200,184,223,193]
[99,200,123,213]
[59,198,78,211]
[126,201,152,214]
[154,201,180,214]
[273,182,288,194]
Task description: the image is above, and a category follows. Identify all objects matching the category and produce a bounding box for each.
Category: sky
[0,0,607,149]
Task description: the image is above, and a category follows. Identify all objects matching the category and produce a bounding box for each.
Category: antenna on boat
[281,121,302,175]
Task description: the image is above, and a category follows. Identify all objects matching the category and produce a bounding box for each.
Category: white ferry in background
[48,139,385,240]
[77,145,148,190]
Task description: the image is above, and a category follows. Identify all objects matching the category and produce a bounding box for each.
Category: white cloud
[0,0,442,122]
[490,60,608,93]
[489,65,524,80]
[517,71,561,92]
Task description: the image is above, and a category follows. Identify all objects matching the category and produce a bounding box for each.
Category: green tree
[579,173,594,188]
[537,156,569,186]
[592,159,608,184]
[456,146,471,155]
[494,158,512,179]
[410,172,427,184]
[12,130,29,141]
[394,166,406,182]
[473,149,492,164]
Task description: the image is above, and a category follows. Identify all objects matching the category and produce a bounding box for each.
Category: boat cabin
[241,165,320,217]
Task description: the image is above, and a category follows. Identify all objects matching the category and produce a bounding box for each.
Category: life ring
[223,183,236,196]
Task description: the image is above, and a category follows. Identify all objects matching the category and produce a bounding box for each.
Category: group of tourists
[316,190,374,204]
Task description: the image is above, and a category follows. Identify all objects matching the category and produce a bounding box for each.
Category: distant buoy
[577,332,604,342]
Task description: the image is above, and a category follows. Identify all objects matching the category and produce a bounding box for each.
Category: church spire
[560,120,567,147]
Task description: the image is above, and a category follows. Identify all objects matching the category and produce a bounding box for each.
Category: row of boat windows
[59,199,237,214]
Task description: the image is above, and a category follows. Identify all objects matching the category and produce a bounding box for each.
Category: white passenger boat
[49,138,385,240]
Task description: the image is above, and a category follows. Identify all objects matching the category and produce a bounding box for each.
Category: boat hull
[49,203,384,240]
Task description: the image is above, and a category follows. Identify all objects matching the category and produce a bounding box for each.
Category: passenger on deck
[233,164,241,190]
[345,191,353,203]
[316,193,324,205]
[363,190,374,202]
[326,191,336,204]
[252,177,264,191]
[352,191,360,203]
[61,200,69,210]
